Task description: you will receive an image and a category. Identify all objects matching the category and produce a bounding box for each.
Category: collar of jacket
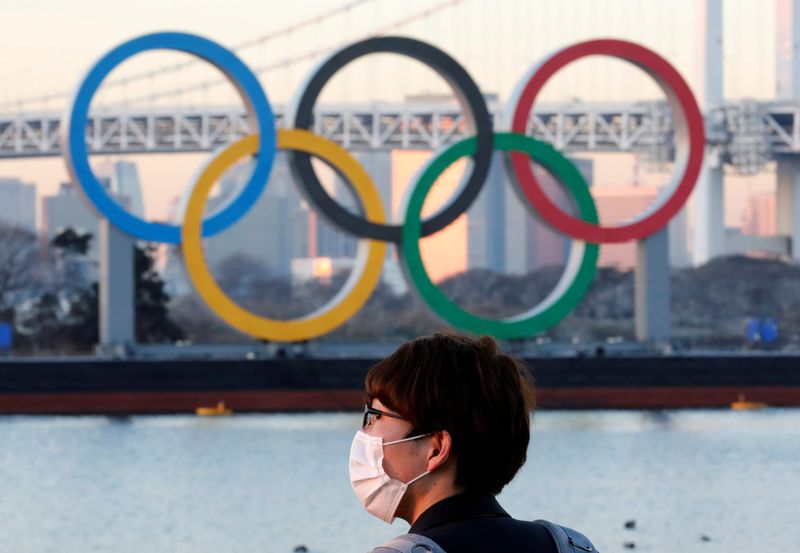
[409,493,510,533]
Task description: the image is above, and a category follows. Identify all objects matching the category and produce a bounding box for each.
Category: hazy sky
[0,0,782,233]
[0,0,778,106]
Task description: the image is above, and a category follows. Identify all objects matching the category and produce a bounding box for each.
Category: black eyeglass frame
[362,403,406,429]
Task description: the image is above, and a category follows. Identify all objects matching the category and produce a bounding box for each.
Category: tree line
[0,224,182,354]
[3,219,800,353]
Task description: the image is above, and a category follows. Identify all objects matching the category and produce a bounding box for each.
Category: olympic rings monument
[62,33,705,350]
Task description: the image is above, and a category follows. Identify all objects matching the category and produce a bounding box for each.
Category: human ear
[426,430,452,472]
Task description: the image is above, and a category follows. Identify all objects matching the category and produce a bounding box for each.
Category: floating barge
[1,355,799,414]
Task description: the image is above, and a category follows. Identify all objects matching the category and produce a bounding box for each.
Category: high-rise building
[43,182,100,250]
[164,152,399,294]
[91,160,145,216]
[108,160,145,217]
[467,153,506,272]
[315,150,392,260]
[592,186,660,270]
[741,192,777,236]
[357,150,394,218]
[593,184,692,270]
[42,161,145,284]
[467,155,592,275]
[391,148,469,281]
[293,202,314,259]
[42,181,101,284]
[316,212,357,259]
[0,178,36,231]
[162,197,191,297]
[200,152,305,278]
[43,161,145,253]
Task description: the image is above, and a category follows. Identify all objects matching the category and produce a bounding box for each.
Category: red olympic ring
[507,39,705,243]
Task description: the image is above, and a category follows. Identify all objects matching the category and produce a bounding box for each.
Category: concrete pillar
[691,0,725,266]
[99,218,135,350]
[635,228,670,342]
[691,154,725,265]
[777,158,800,258]
[668,204,691,268]
[776,1,800,261]
[776,0,800,100]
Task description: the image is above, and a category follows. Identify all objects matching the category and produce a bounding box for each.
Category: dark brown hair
[365,333,536,495]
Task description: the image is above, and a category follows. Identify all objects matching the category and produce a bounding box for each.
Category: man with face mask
[348,333,598,553]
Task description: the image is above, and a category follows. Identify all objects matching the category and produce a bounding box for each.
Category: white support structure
[725,228,791,255]
[3,101,800,167]
[692,152,726,264]
[635,185,679,342]
[635,228,671,342]
[691,0,726,266]
[0,102,674,159]
[777,158,800,257]
[98,219,134,353]
[668,204,691,268]
[776,0,800,260]
[777,0,800,100]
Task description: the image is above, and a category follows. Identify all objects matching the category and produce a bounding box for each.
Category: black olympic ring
[286,36,494,243]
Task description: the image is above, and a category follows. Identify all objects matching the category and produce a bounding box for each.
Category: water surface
[0,410,797,552]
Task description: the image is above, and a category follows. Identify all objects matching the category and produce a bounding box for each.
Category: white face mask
[348,430,431,523]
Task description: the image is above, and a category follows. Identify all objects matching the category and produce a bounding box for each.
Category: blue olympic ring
[62,32,277,243]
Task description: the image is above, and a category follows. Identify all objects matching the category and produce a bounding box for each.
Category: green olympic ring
[399,132,600,340]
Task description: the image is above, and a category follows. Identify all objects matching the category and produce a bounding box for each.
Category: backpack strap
[370,533,447,553]
[534,520,598,553]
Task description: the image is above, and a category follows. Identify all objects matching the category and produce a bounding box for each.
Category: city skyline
[0,0,781,196]
[0,0,788,282]
[2,151,778,283]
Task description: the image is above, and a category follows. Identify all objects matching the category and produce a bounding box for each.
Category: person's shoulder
[419,515,560,553]
[504,517,562,551]
[370,533,446,553]
[490,518,597,553]
[532,520,598,553]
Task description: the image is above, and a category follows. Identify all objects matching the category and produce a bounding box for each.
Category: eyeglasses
[362,403,405,429]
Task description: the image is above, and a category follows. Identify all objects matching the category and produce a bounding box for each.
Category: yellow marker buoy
[731,394,767,411]
[196,400,233,416]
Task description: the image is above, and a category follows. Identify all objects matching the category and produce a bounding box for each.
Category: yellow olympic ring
[181,129,387,341]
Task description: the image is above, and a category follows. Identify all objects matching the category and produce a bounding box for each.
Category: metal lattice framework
[1,100,799,174]
[710,100,800,173]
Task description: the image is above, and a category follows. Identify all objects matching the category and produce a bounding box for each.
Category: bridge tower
[691,0,725,266]
[776,0,800,262]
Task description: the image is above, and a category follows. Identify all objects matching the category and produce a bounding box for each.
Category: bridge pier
[691,153,726,266]
[777,158,800,260]
[776,1,800,262]
[98,219,135,355]
[776,0,800,99]
[668,204,691,268]
[691,0,725,266]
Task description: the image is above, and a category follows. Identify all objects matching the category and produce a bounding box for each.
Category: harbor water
[0,409,797,552]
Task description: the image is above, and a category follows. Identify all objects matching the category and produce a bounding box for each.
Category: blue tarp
[0,323,11,350]
[744,317,778,343]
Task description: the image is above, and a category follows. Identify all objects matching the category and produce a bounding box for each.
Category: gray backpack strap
[370,532,447,553]
[534,520,598,553]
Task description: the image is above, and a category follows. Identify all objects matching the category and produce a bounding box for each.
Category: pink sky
[0,0,783,279]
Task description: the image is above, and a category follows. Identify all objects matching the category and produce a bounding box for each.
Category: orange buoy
[731,394,767,411]
[196,400,233,416]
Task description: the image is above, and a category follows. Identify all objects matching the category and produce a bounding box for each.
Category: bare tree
[0,224,40,310]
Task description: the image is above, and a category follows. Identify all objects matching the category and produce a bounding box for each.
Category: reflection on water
[0,409,798,553]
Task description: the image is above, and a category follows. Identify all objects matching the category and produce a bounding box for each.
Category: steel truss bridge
[1,100,797,174]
